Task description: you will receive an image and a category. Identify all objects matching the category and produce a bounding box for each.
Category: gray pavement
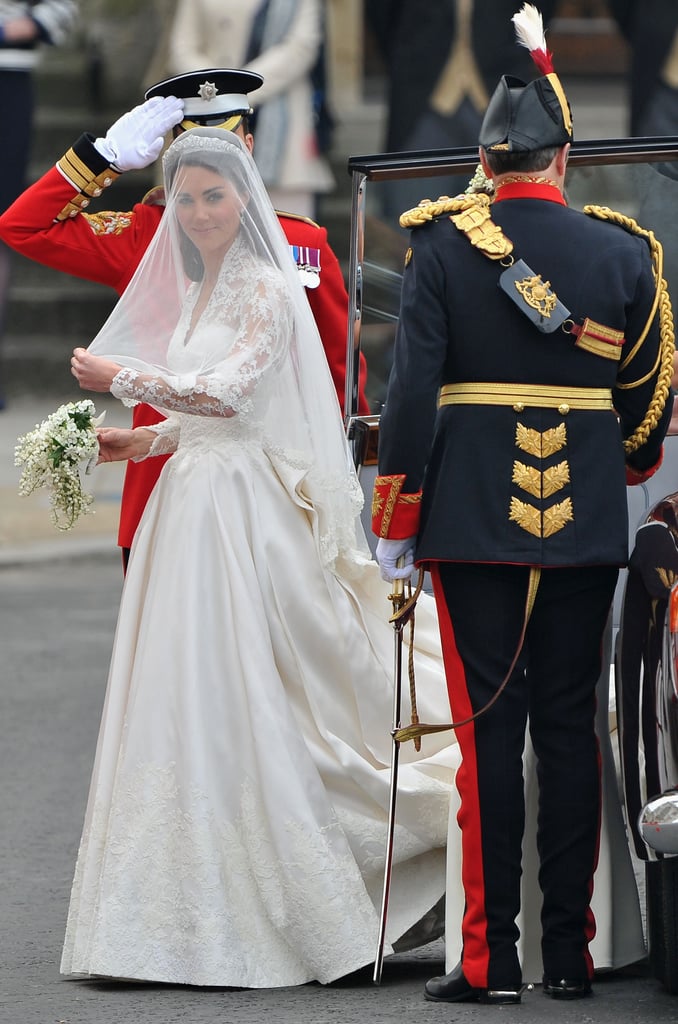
[0,393,130,567]
[2,555,678,1023]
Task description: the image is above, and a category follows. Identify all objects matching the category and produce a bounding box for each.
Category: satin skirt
[60,436,454,986]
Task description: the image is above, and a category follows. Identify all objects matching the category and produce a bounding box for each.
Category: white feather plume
[512,3,547,54]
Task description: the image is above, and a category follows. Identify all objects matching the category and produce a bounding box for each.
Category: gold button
[93,187,102,196]
[103,176,112,186]
[558,403,570,414]
[81,198,89,208]
[69,209,78,217]
[513,402,525,412]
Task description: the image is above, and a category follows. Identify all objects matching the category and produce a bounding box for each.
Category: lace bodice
[95,130,366,571]
[112,235,293,425]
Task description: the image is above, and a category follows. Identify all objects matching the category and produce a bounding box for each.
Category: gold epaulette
[400,192,513,261]
[399,192,490,229]
[584,205,675,454]
[56,147,121,221]
[274,209,320,228]
[141,185,166,206]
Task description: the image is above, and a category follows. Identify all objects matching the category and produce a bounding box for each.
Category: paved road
[2,554,678,1023]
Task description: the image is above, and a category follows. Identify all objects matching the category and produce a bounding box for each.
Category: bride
[63,126,454,987]
[64,127,644,988]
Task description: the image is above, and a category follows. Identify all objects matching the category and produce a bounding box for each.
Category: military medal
[290,245,321,288]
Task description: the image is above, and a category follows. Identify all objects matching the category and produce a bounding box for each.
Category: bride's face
[175,164,244,265]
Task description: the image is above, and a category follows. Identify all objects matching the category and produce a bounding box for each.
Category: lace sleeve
[131,417,181,462]
[110,274,294,418]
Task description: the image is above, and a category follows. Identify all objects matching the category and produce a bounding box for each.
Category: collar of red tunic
[493,180,567,205]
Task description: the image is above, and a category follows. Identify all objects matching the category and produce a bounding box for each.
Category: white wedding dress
[60,239,455,987]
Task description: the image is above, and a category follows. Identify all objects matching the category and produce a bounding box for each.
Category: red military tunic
[0,134,368,550]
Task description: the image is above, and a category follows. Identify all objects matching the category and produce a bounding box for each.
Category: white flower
[14,400,101,531]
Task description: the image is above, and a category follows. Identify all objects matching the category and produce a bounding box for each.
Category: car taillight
[669,582,678,700]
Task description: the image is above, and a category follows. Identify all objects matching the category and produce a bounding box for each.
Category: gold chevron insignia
[509,496,574,538]
[512,462,542,498]
[512,459,571,499]
[543,498,574,537]
[515,422,568,458]
[541,424,569,456]
[543,461,570,497]
[509,497,542,538]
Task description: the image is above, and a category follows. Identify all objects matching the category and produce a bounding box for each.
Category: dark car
[616,415,678,995]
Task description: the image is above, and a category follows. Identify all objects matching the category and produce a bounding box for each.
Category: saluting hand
[71,347,121,392]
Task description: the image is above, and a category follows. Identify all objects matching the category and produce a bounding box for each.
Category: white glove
[93,96,185,171]
[375,536,417,583]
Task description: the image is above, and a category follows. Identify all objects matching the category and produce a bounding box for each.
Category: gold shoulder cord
[399,193,491,229]
[584,205,675,454]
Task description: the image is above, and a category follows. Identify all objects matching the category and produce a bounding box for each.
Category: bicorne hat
[479,4,573,153]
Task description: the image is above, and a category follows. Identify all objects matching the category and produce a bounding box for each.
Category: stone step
[3,330,106,397]
[2,278,115,397]
[6,281,114,335]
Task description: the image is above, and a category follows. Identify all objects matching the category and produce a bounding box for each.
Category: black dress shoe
[424,962,522,1004]
[542,976,592,999]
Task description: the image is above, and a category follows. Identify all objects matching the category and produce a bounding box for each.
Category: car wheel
[646,858,678,993]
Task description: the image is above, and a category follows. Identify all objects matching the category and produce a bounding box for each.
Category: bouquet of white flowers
[14,399,105,531]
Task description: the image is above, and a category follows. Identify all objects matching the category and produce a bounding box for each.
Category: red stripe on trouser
[584,675,604,980]
[583,629,607,979]
[430,563,489,989]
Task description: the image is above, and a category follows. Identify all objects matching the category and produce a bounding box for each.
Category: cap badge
[197,81,218,102]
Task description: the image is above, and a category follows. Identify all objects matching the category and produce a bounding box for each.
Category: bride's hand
[71,347,122,392]
[96,427,154,463]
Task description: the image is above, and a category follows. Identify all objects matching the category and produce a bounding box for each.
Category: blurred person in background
[166,0,334,219]
[0,0,78,408]
[365,0,558,221]
[609,0,678,137]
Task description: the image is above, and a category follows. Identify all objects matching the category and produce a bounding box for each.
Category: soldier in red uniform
[0,68,368,566]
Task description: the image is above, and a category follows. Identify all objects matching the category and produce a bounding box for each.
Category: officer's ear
[555,143,570,177]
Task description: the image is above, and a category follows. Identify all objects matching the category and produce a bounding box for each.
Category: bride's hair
[167,147,267,282]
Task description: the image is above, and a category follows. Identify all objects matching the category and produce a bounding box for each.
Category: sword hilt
[388,556,406,612]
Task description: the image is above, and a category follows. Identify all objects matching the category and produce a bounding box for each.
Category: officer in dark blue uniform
[372,2,674,1006]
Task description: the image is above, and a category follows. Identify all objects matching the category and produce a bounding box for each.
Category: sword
[373,564,407,985]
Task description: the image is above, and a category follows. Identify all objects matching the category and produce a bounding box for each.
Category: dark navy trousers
[430,561,619,989]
